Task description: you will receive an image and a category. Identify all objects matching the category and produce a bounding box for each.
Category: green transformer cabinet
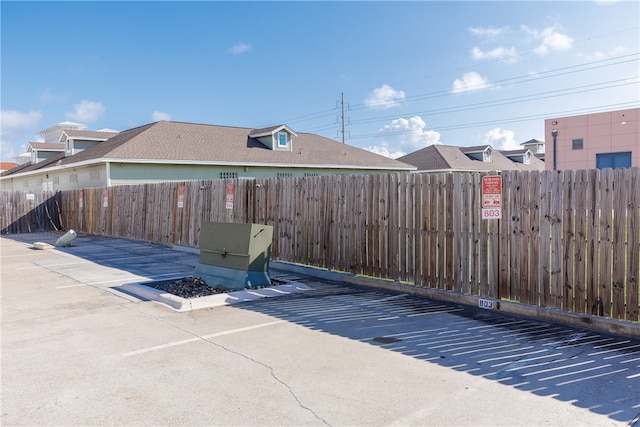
[193,222,274,290]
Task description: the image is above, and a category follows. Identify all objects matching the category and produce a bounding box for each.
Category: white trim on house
[106,161,112,187]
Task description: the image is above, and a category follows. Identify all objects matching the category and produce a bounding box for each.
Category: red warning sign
[481,175,502,219]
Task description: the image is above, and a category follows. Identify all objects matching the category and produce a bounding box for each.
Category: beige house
[1,120,415,191]
[545,107,639,170]
[397,144,545,173]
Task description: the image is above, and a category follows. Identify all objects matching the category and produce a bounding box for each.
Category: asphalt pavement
[1,232,639,426]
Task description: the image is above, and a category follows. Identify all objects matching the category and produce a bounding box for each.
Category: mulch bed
[147,277,285,299]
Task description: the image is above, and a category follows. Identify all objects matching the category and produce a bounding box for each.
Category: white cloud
[363,145,406,160]
[469,26,506,39]
[522,25,574,56]
[451,72,490,94]
[471,46,517,62]
[365,116,442,158]
[0,110,43,162]
[364,84,406,109]
[152,111,172,121]
[229,42,252,55]
[1,110,42,133]
[577,46,626,60]
[483,127,520,151]
[66,100,105,122]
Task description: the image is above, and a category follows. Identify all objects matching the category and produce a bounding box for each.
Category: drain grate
[372,336,402,344]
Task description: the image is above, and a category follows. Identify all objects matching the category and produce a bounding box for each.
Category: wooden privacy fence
[0,191,62,234]
[2,168,639,323]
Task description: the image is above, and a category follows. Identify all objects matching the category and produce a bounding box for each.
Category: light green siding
[0,165,108,192]
[108,163,402,185]
[2,162,409,191]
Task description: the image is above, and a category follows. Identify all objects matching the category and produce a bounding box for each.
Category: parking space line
[122,320,284,357]
[56,284,87,289]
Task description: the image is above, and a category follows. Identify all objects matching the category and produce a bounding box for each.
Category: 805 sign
[482,207,502,219]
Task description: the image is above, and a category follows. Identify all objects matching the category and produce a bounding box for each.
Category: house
[1,120,415,191]
[21,121,118,165]
[545,107,639,170]
[521,138,545,161]
[396,144,545,173]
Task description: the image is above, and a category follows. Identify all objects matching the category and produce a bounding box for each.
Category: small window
[524,152,531,164]
[277,132,288,147]
[483,150,491,162]
[22,180,29,187]
[53,176,60,184]
[69,174,78,183]
[219,172,238,179]
[277,172,293,178]
[304,172,319,177]
[572,139,583,150]
[90,171,100,181]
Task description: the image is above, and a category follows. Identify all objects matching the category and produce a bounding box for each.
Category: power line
[292,54,638,140]
[347,101,640,140]
[349,77,639,126]
[347,53,639,112]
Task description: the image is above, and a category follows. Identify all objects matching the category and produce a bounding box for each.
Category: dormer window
[65,139,74,156]
[277,132,289,148]
[483,149,492,162]
[249,124,297,152]
[524,151,531,164]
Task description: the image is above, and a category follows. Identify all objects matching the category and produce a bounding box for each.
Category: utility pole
[337,92,349,144]
[341,92,345,144]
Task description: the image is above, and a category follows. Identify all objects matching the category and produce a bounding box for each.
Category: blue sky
[1,1,639,163]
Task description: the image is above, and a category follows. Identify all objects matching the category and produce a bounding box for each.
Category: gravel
[148,276,285,299]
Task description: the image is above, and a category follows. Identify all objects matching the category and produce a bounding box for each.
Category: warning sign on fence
[481,175,502,219]
[226,183,234,210]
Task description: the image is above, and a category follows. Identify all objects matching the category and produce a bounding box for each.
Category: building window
[69,174,78,183]
[22,180,29,187]
[524,152,531,164]
[277,132,288,148]
[483,150,491,162]
[572,139,584,150]
[52,177,59,184]
[90,171,100,181]
[277,172,293,178]
[304,172,319,177]
[596,152,632,170]
[219,172,238,179]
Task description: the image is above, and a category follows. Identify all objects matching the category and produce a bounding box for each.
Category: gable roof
[397,144,545,172]
[3,121,414,176]
[27,142,65,152]
[249,124,297,138]
[59,129,120,142]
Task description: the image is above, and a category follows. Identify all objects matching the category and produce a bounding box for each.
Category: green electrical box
[193,222,273,290]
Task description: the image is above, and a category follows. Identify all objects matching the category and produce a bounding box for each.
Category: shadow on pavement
[4,232,639,424]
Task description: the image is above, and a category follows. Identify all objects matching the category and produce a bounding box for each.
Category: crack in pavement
[121,305,331,426]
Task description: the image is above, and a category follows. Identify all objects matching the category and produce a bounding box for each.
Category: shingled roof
[3,121,414,176]
[59,129,120,141]
[397,144,545,172]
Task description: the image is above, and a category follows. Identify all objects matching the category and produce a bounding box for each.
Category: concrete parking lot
[1,232,639,426]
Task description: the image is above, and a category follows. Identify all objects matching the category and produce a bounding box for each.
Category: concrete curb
[116,280,312,312]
